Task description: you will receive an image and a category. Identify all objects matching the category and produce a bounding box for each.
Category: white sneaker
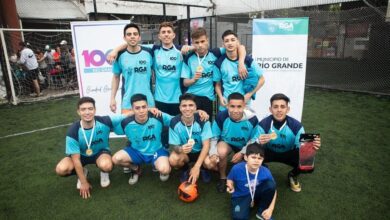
[76,167,88,189]
[128,166,140,185]
[100,171,110,188]
[159,173,169,182]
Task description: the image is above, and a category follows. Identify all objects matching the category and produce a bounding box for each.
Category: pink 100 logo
[81,49,113,67]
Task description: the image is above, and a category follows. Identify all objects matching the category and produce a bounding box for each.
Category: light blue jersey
[121,112,172,155]
[66,115,124,157]
[258,115,305,153]
[213,55,264,110]
[112,47,154,109]
[169,113,213,153]
[181,48,223,101]
[212,110,260,149]
[150,45,183,104]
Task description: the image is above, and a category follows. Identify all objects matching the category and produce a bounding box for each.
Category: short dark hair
[222,29,238,40]
[77,96,95,109]
[159,21,174,32]
[123,23,140,36]
[270,93,290,105]
[131,93,147,105]
[228,92,244,102]
[246,142,265,157]
[191,27,207,40]
[179,93,197,105]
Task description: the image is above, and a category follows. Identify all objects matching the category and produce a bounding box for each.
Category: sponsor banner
[71,20,130,116]
[251,18,309,121]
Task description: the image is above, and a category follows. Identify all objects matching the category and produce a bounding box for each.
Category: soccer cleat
[200,168,211,183]
[159,173,170,182]
[100,171,110,188]
[76,167,88,189]
[128,166,141,185]
[288,172,302,192]
[216,178,227,193]
[179,169,189,183]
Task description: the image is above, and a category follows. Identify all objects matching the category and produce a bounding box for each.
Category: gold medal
[86,148,93,156]
[270,132,277,140]
[196,65,203,73]
[250,200,254,207]
[187,138,195,146]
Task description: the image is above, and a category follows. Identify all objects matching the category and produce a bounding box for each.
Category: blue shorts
[124,146,169,165]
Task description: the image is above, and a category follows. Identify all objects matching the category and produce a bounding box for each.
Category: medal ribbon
[80,120,95,151]
[245,164,259,206]
[184,120,194,141]
[196,52,208,67]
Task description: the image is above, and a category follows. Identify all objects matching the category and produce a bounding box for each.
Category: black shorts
[193,95,214,121]
[27,68,39,81]
[68,149,111,166]
[155,100,180,116]
[187,152,201,163]
[264,148,299,168]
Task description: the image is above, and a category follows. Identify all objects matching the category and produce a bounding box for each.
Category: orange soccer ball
[178,182,198,202]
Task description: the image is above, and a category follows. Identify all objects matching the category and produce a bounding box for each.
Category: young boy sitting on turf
[227,143,277,220]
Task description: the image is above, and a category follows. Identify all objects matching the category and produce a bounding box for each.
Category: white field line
[0,123,72,139]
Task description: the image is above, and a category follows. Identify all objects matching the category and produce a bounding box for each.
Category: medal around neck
[196,65,203,73]
[86,148,93,156]
[270,132,277,140]
[187,138,195,146]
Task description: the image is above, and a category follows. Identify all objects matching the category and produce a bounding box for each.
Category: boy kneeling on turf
[227,143,276,220]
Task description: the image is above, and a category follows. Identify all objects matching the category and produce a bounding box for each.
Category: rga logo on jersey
[231,76,242,82]
[162,65,176,71]
[231,137,245,142]
[143,134,156,141]
[81,49,113,74]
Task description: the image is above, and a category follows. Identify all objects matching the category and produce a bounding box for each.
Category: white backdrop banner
[71,20,130,116]
[251,18,309,121]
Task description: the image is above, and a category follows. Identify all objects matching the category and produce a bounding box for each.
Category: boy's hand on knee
[231,152,243,163]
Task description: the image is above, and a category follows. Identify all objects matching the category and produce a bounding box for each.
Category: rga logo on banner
[269,21,294,33]
[81,49,113,74]
[279,22,294,31]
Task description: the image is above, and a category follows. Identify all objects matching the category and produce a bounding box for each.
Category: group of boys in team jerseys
[55,22,321,220]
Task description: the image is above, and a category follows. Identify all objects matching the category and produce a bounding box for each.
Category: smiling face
[269,99,290,122]
[132,100,148,123]
[222,34,239,53]
[77,102,96,123]
[158,26,175,47]
[179,99,197,119]
[124,27,141,48]
[227,99,245,121]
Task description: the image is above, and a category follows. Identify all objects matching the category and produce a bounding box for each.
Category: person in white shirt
[17,41,41,97]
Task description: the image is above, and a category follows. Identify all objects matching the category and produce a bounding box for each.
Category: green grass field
[0,88,389,219]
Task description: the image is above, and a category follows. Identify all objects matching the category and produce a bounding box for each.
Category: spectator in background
[17,41,41,97]
[36,49,48,89]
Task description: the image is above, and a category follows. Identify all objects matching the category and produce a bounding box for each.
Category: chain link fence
[202,6,389,95]
[1,5,389,105]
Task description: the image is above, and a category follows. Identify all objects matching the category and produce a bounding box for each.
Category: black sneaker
[216,178,227,193]
[288,171,301,192]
